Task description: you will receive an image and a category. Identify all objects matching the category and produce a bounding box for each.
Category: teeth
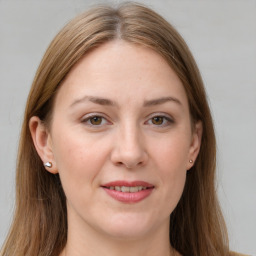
[129,186,139,192]
[108,186,147,193]
[115,186,121,191]
[121,186,130,192]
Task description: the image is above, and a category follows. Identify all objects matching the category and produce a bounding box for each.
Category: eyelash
[81,114,110,127]
[81,113,174,128]
[145,114,174,127]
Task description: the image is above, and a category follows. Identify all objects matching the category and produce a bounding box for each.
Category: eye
[151,116,165,125]
[89,116,103,125]
[146,114,174,127]
[81,114,109,126]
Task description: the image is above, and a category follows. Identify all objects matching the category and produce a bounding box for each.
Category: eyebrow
[143,96,182,107]
[70,95,116,108]
[69,95,182,108]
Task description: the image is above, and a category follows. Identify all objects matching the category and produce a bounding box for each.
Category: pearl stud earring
[189,159,193,163]
[44,162,52,168]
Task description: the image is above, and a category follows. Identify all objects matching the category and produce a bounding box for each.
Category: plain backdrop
[0,0,255,255]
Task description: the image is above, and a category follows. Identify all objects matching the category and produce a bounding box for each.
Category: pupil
[153,117,163,125]
[91,116,102,125]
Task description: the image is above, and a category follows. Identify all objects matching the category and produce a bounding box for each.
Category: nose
[110,124,148,169]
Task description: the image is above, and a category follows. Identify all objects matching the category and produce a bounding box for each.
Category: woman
[0,2,247,256]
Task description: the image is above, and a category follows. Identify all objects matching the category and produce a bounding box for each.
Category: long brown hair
[1,2,229,256]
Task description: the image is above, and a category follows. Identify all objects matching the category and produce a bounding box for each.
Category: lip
[101,180,154,203]
[102,180,154,188]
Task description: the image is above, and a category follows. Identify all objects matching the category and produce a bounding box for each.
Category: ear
[29,116,58,174]
[187,121,203,170]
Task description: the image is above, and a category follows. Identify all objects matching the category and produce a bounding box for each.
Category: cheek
[152,130,191,172]
[158,155,187,215]
[51,130,110,194]
[150,133,190,210]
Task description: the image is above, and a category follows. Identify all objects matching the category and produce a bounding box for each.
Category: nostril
[110,142,148,169]
[115,161,137,169]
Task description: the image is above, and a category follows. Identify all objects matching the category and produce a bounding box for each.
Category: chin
[105,226,151,241]
[99,213,159,240]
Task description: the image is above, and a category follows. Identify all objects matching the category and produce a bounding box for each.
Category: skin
[30,40,202,256]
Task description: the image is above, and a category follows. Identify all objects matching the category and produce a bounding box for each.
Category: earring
[44,162,52,168]
[189,159,193,163]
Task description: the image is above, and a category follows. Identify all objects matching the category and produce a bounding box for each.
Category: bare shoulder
[230,251,251,256]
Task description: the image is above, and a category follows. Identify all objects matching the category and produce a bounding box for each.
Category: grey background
[0,0,255,255]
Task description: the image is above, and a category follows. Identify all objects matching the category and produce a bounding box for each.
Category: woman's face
[37,41,201,240]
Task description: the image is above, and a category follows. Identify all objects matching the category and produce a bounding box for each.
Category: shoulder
[230,251,251,256]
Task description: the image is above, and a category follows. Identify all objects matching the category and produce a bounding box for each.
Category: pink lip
[102,180,154,188]
[101,180,154,204]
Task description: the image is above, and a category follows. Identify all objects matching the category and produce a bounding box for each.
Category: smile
[101,181,154,203]
[105,186,148,193]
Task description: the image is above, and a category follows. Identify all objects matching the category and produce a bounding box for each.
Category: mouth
[101,181,154,203]
[103,185,149,193]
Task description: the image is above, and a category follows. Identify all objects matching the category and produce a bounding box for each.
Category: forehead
[55,40,188,109]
